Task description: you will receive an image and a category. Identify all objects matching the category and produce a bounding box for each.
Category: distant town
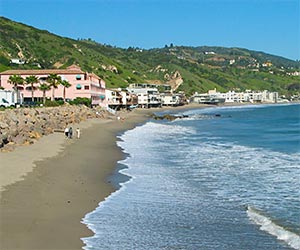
[0,64,298,110]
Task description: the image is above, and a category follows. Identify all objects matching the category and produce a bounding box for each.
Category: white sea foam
[247,206,300,250]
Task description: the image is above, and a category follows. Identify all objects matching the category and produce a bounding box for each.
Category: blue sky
[0,0,299,60]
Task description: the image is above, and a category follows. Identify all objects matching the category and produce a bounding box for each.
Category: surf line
[247,206,300,250]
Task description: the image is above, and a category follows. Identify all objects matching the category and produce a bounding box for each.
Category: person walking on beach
[64,127,69,138]
[76,128,81,139]
[68,127,73,139]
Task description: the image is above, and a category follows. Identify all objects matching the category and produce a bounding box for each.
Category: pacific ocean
[83,103,300,250]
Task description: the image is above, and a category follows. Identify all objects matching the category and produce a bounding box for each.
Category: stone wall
[0,105,110,152]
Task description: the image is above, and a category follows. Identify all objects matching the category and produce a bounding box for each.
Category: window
[39,77,47,81]
[76,75,82,80]
[76,84,82,90]
[84,85,89,90]
[26,86,37,91]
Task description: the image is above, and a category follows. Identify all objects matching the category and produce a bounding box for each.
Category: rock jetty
[0,105,110,152]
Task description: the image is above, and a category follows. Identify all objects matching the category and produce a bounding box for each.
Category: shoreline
[0,108,153,249]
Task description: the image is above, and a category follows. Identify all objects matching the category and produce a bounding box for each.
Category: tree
[47,74,61,101]
[39,83,51,104]
[25,75,39,102]
[8,74,24,103]
[8,74,24,91]
[60,79,71,103]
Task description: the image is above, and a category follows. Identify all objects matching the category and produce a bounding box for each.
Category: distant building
[190,89,226,105]
[10,58,26,65]
[287,71,300,76]
[262,61,273,67]
[190,89,279,104]
[204,51,216,55]
[229,59,235,65]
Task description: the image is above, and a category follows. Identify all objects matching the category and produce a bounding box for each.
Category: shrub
[69,97,91,107]
[44,100,64,107]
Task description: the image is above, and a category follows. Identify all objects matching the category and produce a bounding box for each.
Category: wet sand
[0,109,152,250]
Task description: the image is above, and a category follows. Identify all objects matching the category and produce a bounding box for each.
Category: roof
[0,68,85,75]
[87,72,100,80]
[0,64,86,75]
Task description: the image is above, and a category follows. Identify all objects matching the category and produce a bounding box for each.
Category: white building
[190,90,225,104]
[10,58,26,65]
[161,93,180,106]
[106,88,138,110]
[127,86,161,108]
[191,89,279,104]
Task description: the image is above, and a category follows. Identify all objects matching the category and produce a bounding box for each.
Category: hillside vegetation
[0,16,299,96]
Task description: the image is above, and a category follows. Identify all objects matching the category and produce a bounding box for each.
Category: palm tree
[46,74,61,101]
[8,74,24,91]
[60,79,71,103]
[39,83,51,105]
[25,75,39,102]
[8,74,24,103]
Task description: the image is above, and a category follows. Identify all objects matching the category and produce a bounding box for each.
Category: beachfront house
[190,90,226,105]
[0,65,106,106]
[127,84,161,108]
[105,88,137,110]
[161,93,179,106]
[106,89,123,109]
[160,92,186,106]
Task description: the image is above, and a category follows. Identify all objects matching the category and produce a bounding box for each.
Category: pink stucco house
[0,65,106,106]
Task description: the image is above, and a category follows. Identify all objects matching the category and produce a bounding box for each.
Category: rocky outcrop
[0,105,109,152]
[150,113,188,121]
[101,64,118,73]
[165,70,183,91]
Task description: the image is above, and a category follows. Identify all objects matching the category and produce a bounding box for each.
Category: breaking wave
[247,206,300,250]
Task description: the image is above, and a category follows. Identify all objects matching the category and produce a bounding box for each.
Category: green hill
[0,16,299,96]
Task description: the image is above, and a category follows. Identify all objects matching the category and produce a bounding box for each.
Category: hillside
[0,16,299,96]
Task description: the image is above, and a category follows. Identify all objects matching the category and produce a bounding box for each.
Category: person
[76,128,81,139]
[64,127,69,138]
[68,127,73,139]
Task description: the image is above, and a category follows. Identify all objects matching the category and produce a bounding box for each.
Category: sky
[0,0,299,60]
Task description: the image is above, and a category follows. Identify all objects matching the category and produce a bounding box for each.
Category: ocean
[82,104,300,250]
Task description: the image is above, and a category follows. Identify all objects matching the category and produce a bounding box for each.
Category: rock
[28,131,42,139]
[0,105,110,152]
[0,121,9,129]
[151,113,178,121]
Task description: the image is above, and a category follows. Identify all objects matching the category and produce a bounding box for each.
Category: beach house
[127,83,162,108]
[0,65,106,106]
[106,88,138,110]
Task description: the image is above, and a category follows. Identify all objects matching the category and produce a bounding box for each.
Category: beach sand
[0,108,152,250]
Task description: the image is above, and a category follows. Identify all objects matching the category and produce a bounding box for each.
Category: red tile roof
[0,68,84,75]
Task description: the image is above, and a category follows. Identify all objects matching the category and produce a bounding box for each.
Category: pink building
[0,65,106,106]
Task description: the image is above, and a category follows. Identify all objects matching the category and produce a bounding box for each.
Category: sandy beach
[0,108,153,250]
[0,103,215,250]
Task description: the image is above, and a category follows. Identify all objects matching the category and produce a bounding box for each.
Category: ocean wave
[247,206,300,250]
